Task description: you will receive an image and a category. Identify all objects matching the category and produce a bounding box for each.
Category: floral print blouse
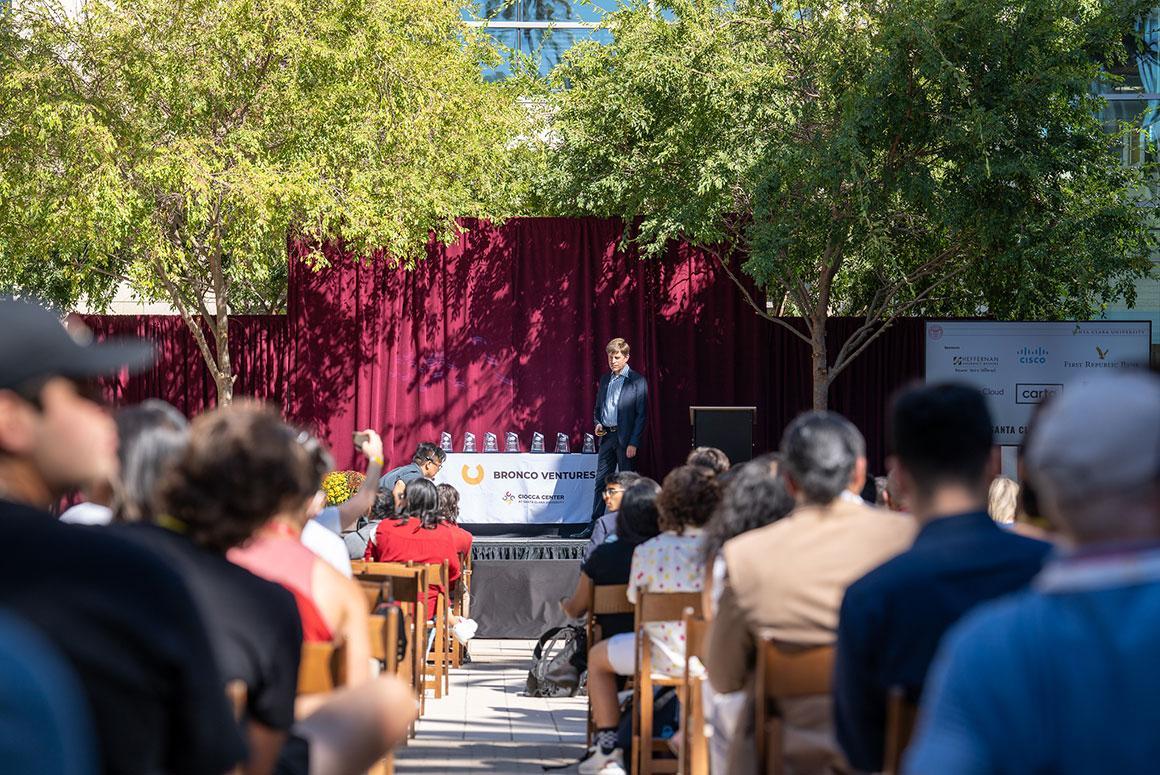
[627,528,706,677]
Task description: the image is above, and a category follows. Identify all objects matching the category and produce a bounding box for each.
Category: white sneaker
[577,746,623,774]
[451,618,478,645]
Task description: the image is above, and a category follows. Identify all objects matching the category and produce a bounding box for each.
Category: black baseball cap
[0,298,154,390]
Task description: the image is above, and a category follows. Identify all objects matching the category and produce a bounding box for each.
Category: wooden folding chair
[364,610,403,775]
[297,641,341,696]
[451,551,472,668]
[355,562,429,721]
[412,560,451,698]
[631,589,703,775]
[678,608,709,775]
[586,583,634,745]
[754,640,835,775]
[882,686,918,775]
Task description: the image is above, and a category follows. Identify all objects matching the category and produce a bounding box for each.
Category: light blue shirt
[602,366,630,427]
[904,550,1160,774]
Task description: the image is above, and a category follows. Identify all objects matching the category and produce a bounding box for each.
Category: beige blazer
[706,498,917,775]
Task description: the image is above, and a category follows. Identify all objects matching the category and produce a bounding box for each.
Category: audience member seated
[313,428,385,537]
[561,478,662,640]
[580,465,721,775]
[365,478,478,644]
[59,399,189,525]
[0,609,97,775]
[707,411,916,774]
[437,482,474,557]
[699,457,791,613]
[1010,407,1056,541]
[905,372,1160,774]
[229,430,373,684]
[585,471,642,559]
[875,467,907,512]
[0,298,245,774]
[687,445,731,475]
[833,385,1050,773]
[378,441,446,508]
[987,475,1019,525]
[122,402,415,775]
[698,460,793,774]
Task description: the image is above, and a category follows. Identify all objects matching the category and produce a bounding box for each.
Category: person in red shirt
[436,483,474,557]
[365,479,478,643]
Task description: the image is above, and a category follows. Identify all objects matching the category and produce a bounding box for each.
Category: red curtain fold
[82,217,924,480]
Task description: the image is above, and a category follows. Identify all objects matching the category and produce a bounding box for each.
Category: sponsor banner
[925,321,1151,445]
[434,452,599,524]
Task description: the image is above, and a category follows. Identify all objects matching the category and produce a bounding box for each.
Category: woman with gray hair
[113,400,189,523]
[59,399,188,525]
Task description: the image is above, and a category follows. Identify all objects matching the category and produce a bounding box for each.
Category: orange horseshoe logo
[462,465,485,486]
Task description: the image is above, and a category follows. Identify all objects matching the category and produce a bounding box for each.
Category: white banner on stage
[435,453,599,524]
[924,320,1152,445]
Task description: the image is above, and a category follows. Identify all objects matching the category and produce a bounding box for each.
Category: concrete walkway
[394,639,589,774]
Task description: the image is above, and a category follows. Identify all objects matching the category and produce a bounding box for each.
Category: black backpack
[526,625,587,698]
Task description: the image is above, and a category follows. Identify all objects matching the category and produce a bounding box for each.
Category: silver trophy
[555,433,571,454]
[440,432,453,453]
[582,433,597,454]
[462,432,476,453]
[504,432,521,453]
[531,432,545,453]
[483,432,499,453]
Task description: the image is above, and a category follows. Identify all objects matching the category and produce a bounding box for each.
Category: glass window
[524,27,613,76]
[478,27,520,82]
[520,0,619,23]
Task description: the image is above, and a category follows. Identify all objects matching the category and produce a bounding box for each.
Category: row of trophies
[439,431,597,454]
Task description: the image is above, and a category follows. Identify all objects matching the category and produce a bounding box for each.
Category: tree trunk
[810,316,830,410]
[212,315,234,405]
[214,366,234,404]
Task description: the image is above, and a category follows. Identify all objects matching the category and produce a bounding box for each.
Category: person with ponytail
[365,478,477,643]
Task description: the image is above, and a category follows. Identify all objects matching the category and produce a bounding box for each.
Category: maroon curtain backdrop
[81,217,924,482]
[286,218,923,476]
[80,315,288,409]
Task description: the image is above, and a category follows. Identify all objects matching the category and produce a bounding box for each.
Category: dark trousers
[591,429,636,519]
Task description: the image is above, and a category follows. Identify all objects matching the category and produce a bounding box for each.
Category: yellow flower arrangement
[322,470,366,506]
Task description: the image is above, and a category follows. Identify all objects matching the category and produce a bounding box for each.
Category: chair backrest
[368,614,386,662]
[882,686,918,775]
[754,640,835,775]
[634,589,703,628]
[357,563,426,609]
[593,584,634,615]
[297,641,339,695]
[585,582,634,649]
[758,641,834,698]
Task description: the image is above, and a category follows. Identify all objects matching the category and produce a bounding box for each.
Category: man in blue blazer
[833,383,1050,773]
[590,337,648,520]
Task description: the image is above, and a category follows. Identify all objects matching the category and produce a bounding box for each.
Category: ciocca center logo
[462,465,485,486]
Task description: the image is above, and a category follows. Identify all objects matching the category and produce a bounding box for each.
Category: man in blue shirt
[834,383,1050,772]
[905,372,1160,774]
[590,337,648,520]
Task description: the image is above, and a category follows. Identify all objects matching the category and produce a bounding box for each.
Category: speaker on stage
[690,406,756,465]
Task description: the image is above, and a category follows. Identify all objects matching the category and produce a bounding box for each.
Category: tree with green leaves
[543,0,1156,408]
[0,0,531,402]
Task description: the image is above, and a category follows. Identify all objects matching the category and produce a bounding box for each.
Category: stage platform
[470,537,586,638]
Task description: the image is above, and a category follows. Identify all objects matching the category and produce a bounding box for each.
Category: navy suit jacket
[593,368,648,448]
[833,511,1051,772]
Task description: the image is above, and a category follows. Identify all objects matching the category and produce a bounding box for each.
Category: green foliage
[0,0,530,317]
[544,0,1157,401]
